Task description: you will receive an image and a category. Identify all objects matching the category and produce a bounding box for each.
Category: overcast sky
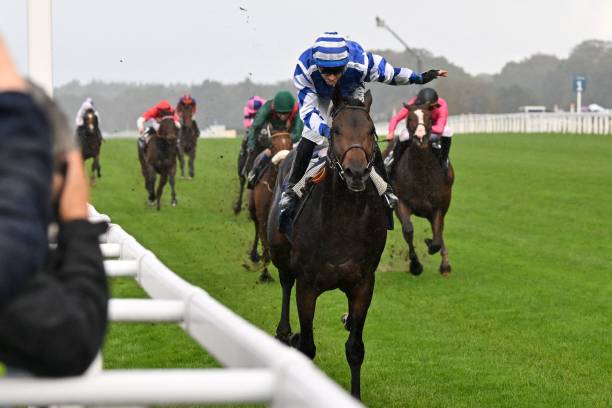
[2,0,612,86]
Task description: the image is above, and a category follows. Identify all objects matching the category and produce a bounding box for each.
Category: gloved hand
[421,70,440,84]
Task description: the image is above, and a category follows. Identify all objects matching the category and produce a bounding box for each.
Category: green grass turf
[92,134,612,407]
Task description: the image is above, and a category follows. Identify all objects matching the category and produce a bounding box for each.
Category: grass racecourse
[92,134,611,408]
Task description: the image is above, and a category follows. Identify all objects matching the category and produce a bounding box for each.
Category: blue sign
[573,76,587,92]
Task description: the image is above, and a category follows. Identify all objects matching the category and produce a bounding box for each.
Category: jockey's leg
[370,143,398,229]
[439,126,453,169]
[279,137,316,233]
[247,148,272,189]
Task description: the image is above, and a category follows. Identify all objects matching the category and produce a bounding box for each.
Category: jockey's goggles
[318,65,347,76]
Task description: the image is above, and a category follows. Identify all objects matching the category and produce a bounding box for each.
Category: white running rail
[448,112,612,134]
[0,205,362,408]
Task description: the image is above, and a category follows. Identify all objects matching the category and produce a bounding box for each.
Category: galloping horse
[78,108,103,185]
[247,130,293,282]
[177,103,199,179]
[268,87,387,400]
[234,130,267,215]
[392,104,454,275]
[137,117,178,210]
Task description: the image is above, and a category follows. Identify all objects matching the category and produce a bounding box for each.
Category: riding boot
[440,136,452,169]
[247,154,271,189]
[373,145,398,230]
[279,138,316,233]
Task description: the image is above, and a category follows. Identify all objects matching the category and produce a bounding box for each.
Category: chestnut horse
[177,103,199,179]
[392,104,454,275]
[137,117,178,210]
[247,130,293,282]
[267,87,387,400]
[78,108,102,185]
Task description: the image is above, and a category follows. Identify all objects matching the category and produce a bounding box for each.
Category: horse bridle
[328,105,377,180]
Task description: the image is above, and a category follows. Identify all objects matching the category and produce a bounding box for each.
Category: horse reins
[328,105,377,181]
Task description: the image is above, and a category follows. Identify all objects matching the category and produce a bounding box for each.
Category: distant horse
[268,87,387,400]
[78,108,103,185]
[177,103,200,179]
[392,104,454,275]
[137,117,178,210]
[247,130,293,282]
[233,129,268,215]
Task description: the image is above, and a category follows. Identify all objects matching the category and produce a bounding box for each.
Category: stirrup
[383,188,398,209]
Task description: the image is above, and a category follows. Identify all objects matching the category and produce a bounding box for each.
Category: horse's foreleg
[177,146,185,178]
[188,150,195,179]
[156,173,168,211]
[440,242,451,276]
[169,170,177,207]
[257,218,273,283]
[345,279,374,400]
[234,146,248,215]
[275,268,295,343]
[247,190,260,263]
[425,210,444,255]
[146,170,156,205]
[396,201,422,275]
[95,155,101,178]
[89,159,96,185]
[295,283,318,360]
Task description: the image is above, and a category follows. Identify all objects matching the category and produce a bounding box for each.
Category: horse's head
[329,85,376,192]
[84,108,98,133]
[158,116,178,143]
[180,103,194,127]
[405,103,433,149]
[269,130,292,155]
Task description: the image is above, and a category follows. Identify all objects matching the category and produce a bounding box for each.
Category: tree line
[55,39,612,134]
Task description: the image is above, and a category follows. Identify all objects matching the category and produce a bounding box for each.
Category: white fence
[448,112,612,134]
[0,205,362,407]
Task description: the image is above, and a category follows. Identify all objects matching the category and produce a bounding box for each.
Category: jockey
[246,91,303,189]
[243,95,267,130]
[176,93,198,118]
[176,93,200,134]
[136,99,180,148]
[75,97,99,128]
[384,87,452,176]
[279,31,448,229]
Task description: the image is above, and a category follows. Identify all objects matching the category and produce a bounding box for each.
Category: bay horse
[137,117,178,210]
[247,130,293,282]
[78,108,102,185]
[268,87,387,400]
[392,104,454,275]
[233,129,267,215]
[177,103,199,179]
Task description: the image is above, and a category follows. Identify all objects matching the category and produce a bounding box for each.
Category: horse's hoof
[171,200,177,207]
[409,260,423,276]
[425,238,441,255]
[341,313,350,331]
[250,251,261,263]
[275,331,292,345]
[289,333,301,348]
[147,200,155,207]
[258,269,274,283]
[233,204,242,215]
[440,264,451,276]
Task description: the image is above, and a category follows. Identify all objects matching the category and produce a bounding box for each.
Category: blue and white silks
[294,40,423,144]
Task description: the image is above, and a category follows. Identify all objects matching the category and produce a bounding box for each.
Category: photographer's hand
[58,151,89,222]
